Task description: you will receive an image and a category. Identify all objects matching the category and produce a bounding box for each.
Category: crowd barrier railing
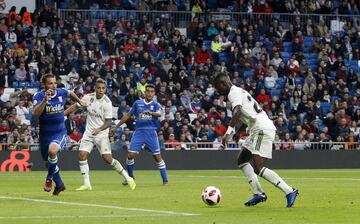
[58,9,360,29]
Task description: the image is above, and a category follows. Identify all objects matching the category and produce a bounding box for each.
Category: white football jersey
[82,93,113,137]
[227,86,276,132]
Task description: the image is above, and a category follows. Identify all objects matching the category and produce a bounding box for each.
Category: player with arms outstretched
[33,74,86,195]
[214,73,299,207]
[116,84,168,185]
[65,78,136,190]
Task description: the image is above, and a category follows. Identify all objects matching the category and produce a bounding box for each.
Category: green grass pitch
[1,169,359,224]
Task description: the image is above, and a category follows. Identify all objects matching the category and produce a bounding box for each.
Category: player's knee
[253,164,263,175]
[102,154,112,164]
[127,152,135,159]
[48,145,59,156]
[78,151,88,161]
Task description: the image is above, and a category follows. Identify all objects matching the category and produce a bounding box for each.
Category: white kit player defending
[65,78,135,191]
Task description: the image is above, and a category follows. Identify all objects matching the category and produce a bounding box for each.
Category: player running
[116,84,168,185]
[33,74,86,195]
[65,78,136,191]
[213,73,299,208]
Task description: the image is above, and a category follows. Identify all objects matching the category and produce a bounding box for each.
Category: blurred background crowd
[0,0,359,151]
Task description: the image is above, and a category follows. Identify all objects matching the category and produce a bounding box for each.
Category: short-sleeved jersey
[130,99,161,130]
[227,86,276,132]
[82,93,113,136]
[33,88,69,139]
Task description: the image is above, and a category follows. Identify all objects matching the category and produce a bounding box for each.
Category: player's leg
[50,134,68,195]
[237,142,267,206]
[76,138,93,191]
[153,153,168,185]
[48,143,65,195]
[125,151,136,179]
[40,141,53,192]
[238,147,265,195]
[252,130,299,207]
[126,130,143,180]
[98,138,136,190]
[148,130,168,185]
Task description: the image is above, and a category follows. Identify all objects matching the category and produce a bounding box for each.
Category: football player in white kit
[213,73,298,208]
[65,78,135,191]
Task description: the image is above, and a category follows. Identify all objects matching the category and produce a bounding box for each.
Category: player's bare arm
[222,105,244,148]
[69,91,87,107]
[92,118,112,136]
[144,110,161,117]
[33,89,52,118]
[116,112,131,128]
[64,103,81,116]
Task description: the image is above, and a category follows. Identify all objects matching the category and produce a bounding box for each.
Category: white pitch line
[168,174,360,181]
[0,214,172,219]
[0,196,199,217]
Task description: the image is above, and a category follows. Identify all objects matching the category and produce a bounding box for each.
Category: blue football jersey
[129,99,161,130]
[33,88,69,139]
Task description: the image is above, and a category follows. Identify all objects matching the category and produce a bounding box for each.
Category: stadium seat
[330,71,336,80]
[321,102,331,114]
[350,61,359,67]
[243,70,254,80]
[219,52,228,63]
[295,77,304,85]
[270,89,281,97]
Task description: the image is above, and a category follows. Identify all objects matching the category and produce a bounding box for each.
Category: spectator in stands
[5,27,17,47]
[256,88,271,112]
[337,118,351,140]
[69,128,82,143]
[282,132,294,150]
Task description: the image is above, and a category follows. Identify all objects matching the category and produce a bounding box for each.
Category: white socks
[79,160,91,186]
[111,158,132,181]
[239,162,265,195]
[259,167,293,195]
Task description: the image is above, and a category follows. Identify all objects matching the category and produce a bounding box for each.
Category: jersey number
[247,95,262,113]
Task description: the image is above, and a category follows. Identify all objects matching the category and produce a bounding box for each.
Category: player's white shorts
[242,129,275,159]
[79,133,112,155]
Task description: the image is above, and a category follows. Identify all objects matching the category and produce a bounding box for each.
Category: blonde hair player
[65,78,135,191]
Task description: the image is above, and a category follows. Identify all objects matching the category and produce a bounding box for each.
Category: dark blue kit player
[33,74,85,195]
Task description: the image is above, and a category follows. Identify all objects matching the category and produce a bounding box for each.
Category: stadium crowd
[60,0,360,15]
[0,2,359,151]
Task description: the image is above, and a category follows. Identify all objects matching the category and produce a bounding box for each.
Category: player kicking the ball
[214,73,299,208]
[65,78,135,191]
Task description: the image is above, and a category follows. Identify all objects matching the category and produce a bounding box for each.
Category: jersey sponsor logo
[150,105,154,110]
[45,104,63,114]
[58,96,63,102]
[88,110,102,119]
[139,113,152,120]
[90,98,94,103]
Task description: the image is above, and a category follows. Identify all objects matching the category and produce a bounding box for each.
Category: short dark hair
[213,73,228,85]
[146,84,156,90]
[41,74,55,84]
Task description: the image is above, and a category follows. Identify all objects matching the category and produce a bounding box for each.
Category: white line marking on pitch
[0,214,172,219]
[168,174,360,181]
[0,196,199,217]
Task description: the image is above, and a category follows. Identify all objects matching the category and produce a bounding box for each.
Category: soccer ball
[202,186,221,206]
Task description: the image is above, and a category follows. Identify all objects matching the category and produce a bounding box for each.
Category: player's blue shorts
[39,132,68,161]
[129,129,160,155]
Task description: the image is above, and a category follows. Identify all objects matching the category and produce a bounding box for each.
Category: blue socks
[126,158,135,177]
[157,160,168,183]
[48,156,63,187]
